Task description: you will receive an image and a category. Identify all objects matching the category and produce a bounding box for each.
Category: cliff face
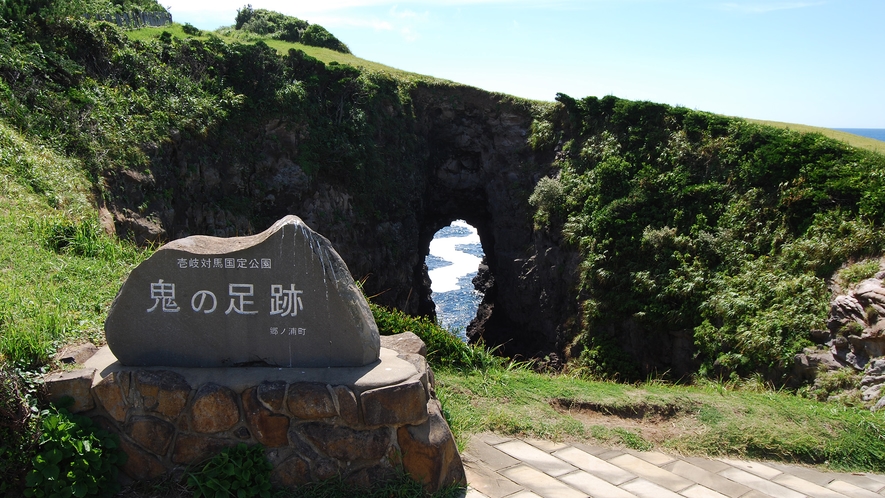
[107,82,578,359]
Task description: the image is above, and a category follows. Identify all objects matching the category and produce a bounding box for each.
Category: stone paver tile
[678,484,729,498]
[553,446,636,485]
[862,473,885,484]
[827,479,884,498]
[465,438,521,471]
[767,462,839,487]
[572,441,617,457]
[503,492,543,498]
[464,461,524,498]
[663,460,751,498]
[464,488,491,498]
[495,440,577,477]
[499,465,587,498]
[736,491,772,498]
[597,449,627,461]
[620,478,685,498]
[476,432,513,446]
[681,457,731,474]
[524,438,569,453]
[831,473,885,492]
[716,458,782,480]
[558,470,638,498]
[608,454,693,492]
[633,451,676,466]
[773,474,851,498]
[718,467,804,498]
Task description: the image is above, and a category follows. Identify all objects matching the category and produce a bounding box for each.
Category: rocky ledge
[794,270,885,410]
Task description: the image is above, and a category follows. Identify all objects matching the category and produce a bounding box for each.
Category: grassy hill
[126,24,439,82]
[747,118,885,155]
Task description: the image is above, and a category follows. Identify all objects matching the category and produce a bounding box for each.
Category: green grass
[0,121,148,369]
[746,118,885,155]
[127,24,456,86]
[436,366,885,472]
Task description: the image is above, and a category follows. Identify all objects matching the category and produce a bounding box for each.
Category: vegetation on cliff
[233,4,350,54]
[531,94,885,382]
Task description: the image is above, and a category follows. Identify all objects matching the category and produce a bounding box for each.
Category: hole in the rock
[425,220,485,341]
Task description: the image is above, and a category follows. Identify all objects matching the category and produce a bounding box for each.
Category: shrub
[528,119,555,150]
[24,407,126,498]
[300,24,350,54]
[276,17,308,43]
[235,4,253,30]
[187,443,272,498]
[181,23,201,36]
[371,303,503,371]
[528,176,565,228]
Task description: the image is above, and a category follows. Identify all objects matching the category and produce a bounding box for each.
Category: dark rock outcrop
[105,84,577,361]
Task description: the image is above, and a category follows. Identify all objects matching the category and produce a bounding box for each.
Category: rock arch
[107,85,572,361]
[402,87,568,358]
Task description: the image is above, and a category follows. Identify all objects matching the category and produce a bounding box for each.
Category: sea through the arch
[426,220,484,341]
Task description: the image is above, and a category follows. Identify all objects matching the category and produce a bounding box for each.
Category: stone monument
[45,216,466,492]
[105,215,380,368]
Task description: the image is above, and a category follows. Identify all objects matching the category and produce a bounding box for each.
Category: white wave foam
[428,221,482,293]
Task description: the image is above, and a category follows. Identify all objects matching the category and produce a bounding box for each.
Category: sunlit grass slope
[128,23,456,86]
[747,119,885,155]
[0,121,148,369]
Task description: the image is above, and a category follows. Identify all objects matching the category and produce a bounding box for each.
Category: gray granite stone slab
[105,216,379,368]
[84,346,415,393]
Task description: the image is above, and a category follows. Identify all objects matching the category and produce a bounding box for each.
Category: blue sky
[164,1,884,128]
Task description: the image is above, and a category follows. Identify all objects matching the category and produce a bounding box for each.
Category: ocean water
[834,128,885,142]
[427,221,484,341]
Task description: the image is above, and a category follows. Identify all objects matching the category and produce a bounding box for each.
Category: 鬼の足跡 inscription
[104,216,380,368]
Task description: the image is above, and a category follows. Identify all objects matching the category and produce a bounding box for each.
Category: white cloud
[400,27,420,42]
[310,15,394,31]
[717,2,824,13]
[389,6,430,21]
[167,0,589,17]
[310,6,429,42]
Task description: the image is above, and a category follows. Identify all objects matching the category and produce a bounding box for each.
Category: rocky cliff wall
[105,83,579,360]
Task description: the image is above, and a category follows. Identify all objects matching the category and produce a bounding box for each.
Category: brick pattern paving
[461,433,885,498]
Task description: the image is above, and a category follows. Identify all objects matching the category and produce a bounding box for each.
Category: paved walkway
[460,433,885,498]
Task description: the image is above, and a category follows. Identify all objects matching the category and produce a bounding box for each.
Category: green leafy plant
[300,24,350,53]
[24,407,126,498]
[528,176,565,228]
[187,443,272,498]
[0,367,41,495]
[838,259,881,286]
[181,23,202,36]
[371,303,503,371]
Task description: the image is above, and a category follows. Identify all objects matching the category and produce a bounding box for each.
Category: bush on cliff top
[235,5,350,53]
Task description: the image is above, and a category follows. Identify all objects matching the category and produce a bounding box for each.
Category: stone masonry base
[43,333,465,493]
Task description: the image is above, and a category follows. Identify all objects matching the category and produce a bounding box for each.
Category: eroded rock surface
[796,270,885,410]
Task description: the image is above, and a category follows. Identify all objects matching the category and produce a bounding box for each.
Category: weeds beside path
[435,366,885,474]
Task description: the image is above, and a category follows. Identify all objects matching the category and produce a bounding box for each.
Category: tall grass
[0,122,148,369]
[370,303,503,371]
